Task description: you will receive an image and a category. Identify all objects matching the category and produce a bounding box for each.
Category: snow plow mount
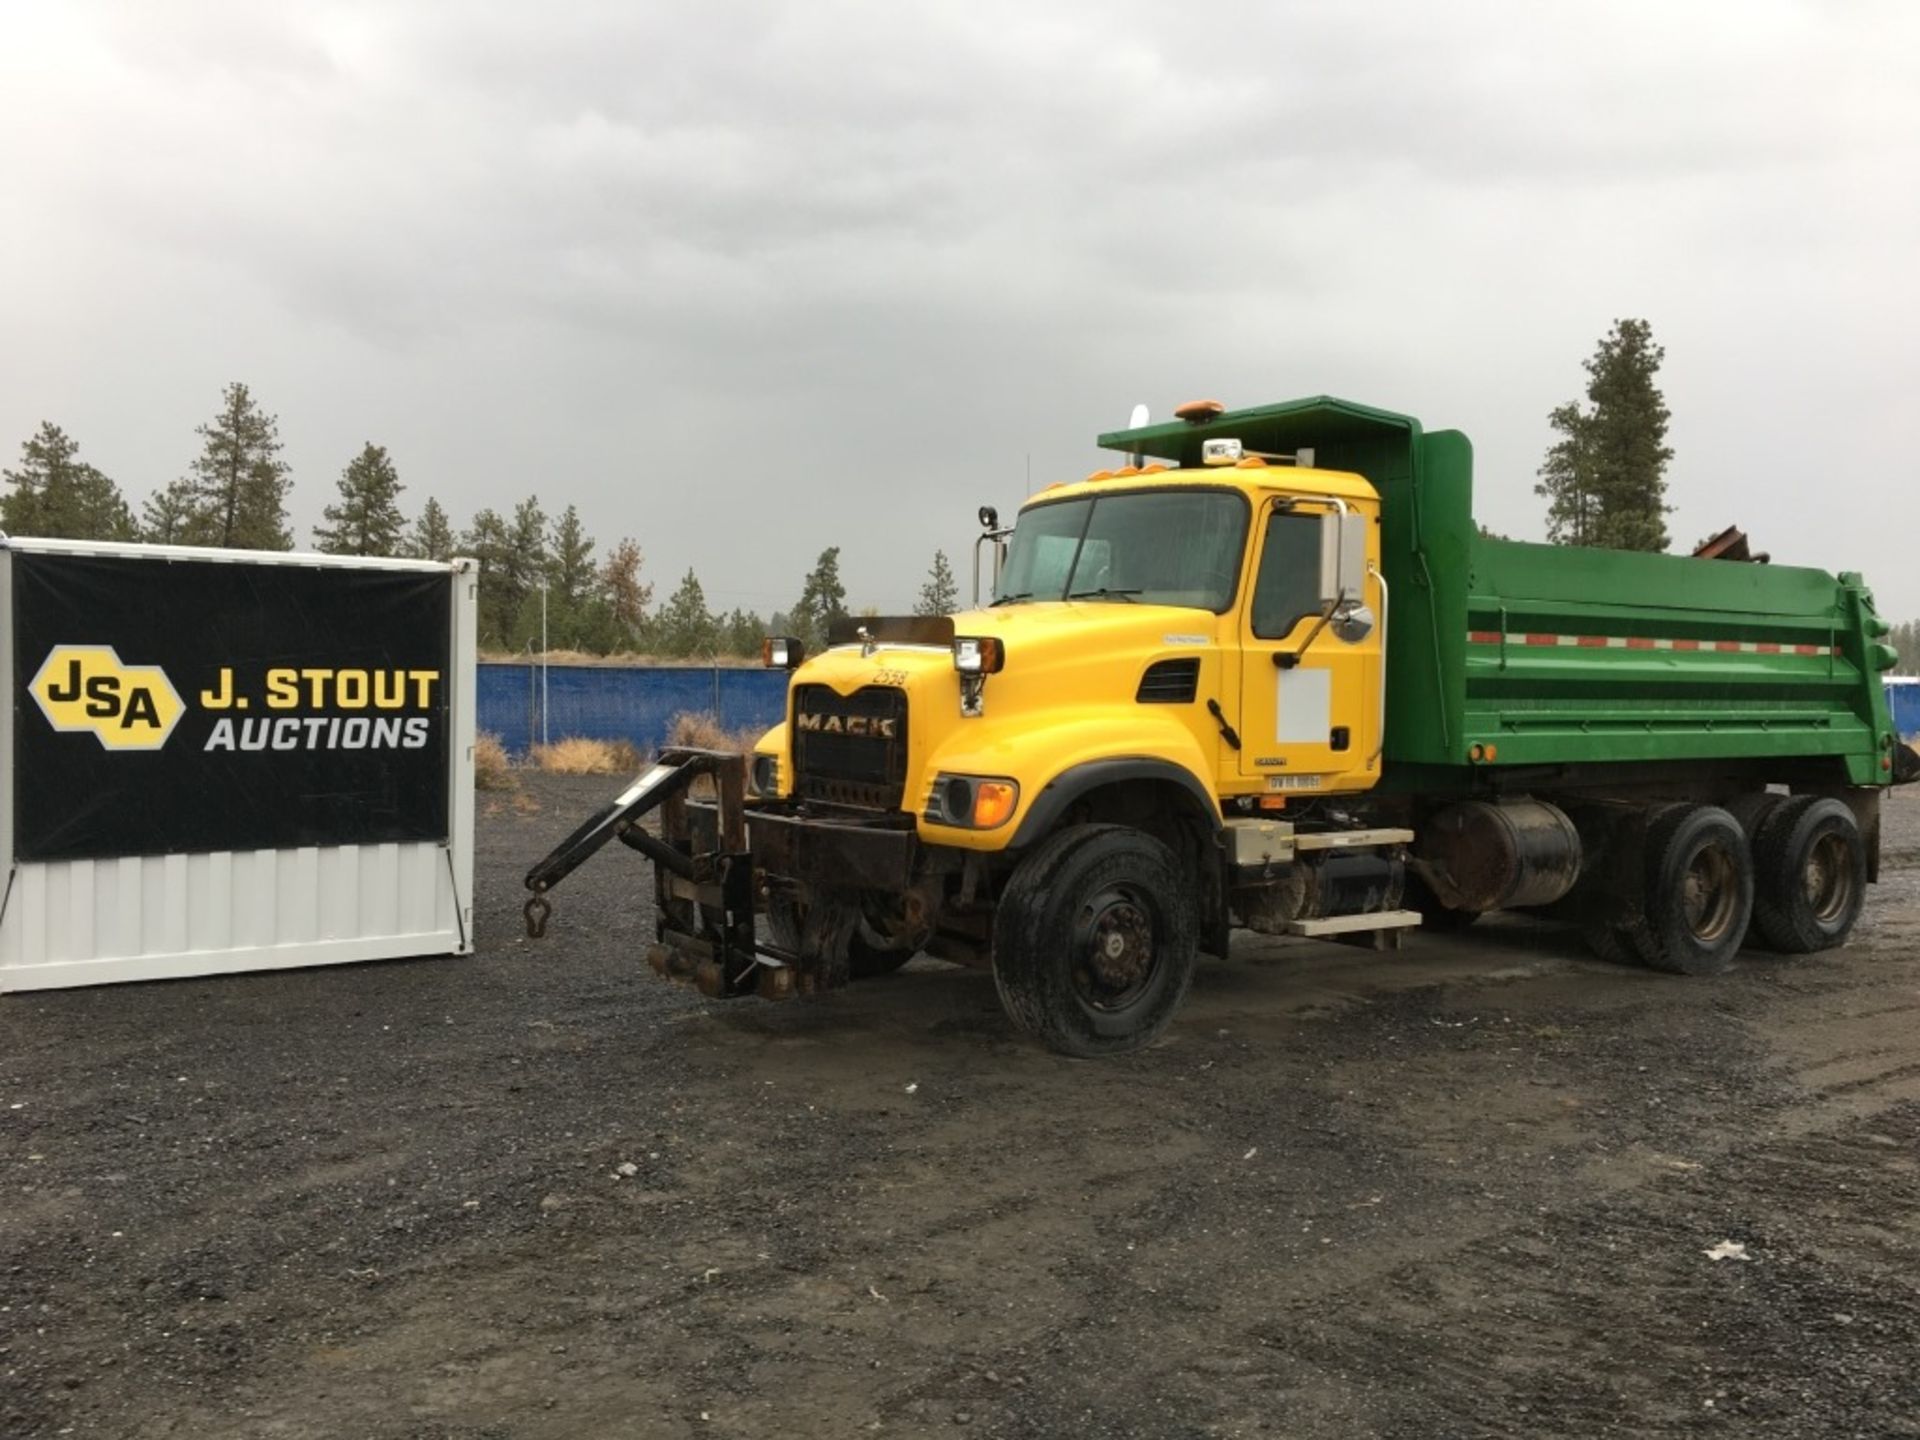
[523,748,787,998]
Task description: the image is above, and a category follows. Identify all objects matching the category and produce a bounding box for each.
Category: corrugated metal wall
[1889,678,1919,738]
[0,842,460,988]
[478,662,788,754]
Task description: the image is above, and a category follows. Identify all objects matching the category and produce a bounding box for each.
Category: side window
[1251,512,1322,639]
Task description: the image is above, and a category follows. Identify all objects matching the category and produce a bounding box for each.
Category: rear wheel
[1724,790,1784,842]
[1622,805,1754,976]
[993,824,1197,1058]
[1749,796,1866,954]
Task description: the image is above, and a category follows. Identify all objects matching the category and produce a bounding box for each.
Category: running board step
[1285,909,1424,938]
[1292,828,1414,853]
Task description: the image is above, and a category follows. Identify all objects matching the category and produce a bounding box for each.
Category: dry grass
[474,732,516,791]
[527,736,645,775]
[666,710,769,755]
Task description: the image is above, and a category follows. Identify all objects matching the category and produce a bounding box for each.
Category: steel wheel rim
[1071,886,1159,1013]
[1681,843,1740,944]
[1803,831,1855,923]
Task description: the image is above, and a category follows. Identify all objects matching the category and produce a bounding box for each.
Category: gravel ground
[3,776,1917,1439]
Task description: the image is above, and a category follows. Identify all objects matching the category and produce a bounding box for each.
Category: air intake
[1136,658,1200,704]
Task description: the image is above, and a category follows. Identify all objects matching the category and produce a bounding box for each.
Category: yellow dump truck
[527,396,1914,1056]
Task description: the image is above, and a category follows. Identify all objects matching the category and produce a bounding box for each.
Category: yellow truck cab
[769,458,1386,839]
[527,395,1911,1057]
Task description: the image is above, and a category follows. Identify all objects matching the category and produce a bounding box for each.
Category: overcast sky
[3,1,1916,620]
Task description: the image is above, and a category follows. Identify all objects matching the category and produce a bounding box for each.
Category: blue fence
[478,663,789,755]
[1891,679,1919,740]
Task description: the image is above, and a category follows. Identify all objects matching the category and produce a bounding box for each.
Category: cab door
[1237,502,1378,794]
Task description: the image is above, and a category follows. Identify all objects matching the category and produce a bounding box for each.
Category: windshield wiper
[1065,587,1142,603]
[990,591,1034,607]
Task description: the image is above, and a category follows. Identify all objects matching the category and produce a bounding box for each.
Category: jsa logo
[29,645,186,751]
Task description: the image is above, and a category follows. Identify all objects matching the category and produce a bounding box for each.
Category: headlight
[762,636,807,669]
[749,753,779,796]
[926,773,1020,829]
[952,636,1005,675]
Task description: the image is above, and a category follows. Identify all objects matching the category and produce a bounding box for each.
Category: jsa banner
[12,552,451,861]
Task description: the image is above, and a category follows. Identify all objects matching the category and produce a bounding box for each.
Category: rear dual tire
[1620,804,1754,975]
[1749,796,1866,954]
[1583,795,1866,972]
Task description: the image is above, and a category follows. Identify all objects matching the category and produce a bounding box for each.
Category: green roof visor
[1096,395,1420,468]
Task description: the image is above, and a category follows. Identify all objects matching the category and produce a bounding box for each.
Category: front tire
[765,895,915,980]
[992,825,1197,1058]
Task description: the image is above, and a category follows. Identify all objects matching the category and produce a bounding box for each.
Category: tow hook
[524,894,552,939]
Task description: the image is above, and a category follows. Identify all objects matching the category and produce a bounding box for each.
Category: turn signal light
[927,773,1020,829]
[971,780,1019,829]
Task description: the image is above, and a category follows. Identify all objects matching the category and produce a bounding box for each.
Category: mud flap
[1895,742,1920,786]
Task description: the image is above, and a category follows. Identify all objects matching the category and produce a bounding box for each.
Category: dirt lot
[3,777,1917,1439]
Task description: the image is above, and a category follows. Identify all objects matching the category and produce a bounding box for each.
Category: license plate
[1265,774,1324,792]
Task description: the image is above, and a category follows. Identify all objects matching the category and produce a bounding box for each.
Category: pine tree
[1536,402,1595,546]
[141,479,198,544]
[718,607,766,656]
[497,497,551,650]
[1,423,137,540]
[408,496,456,561]
[182,382,294,549]
[540,505,599,649]
[599,538,653,650]
[789,546,848,649]
[547,505,596,610]
[462,508,517,648]
[914,549,959,616]
[656,568,716,657]
[1535,319,1673,552]
[313,442,405,555]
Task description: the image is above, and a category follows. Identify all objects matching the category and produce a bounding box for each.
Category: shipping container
[1,538,477,991]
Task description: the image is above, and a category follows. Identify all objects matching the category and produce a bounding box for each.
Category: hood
[793,601,1228,714]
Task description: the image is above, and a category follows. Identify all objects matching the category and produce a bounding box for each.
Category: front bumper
[746,804,920,892]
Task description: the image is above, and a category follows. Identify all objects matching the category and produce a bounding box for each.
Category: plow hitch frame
[522,748,781,998]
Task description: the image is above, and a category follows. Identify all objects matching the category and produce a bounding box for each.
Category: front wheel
[765,895,914,980]
[992,825,1197,1058]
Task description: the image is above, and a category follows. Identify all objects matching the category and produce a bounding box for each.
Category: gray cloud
[3,0,1916,620]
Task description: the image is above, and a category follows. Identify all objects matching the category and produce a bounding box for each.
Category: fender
[1009,756,1223,849]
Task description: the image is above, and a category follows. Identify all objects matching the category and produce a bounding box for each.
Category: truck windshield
[994,489,1248,611]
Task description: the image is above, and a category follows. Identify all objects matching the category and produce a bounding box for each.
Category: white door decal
[1275,667,1331,744]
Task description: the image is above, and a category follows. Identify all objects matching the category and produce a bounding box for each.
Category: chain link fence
[477,662,788,756]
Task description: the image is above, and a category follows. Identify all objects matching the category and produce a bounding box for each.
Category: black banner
[11,553,451,861]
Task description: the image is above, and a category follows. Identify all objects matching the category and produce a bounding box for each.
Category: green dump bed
[1100,397,1901,789]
